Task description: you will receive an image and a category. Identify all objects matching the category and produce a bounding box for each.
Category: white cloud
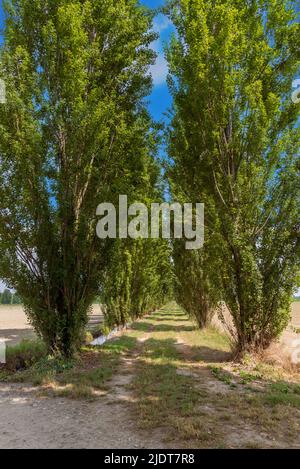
[150,14,171,86]
[153,15,172,34]
[150,52,168,86]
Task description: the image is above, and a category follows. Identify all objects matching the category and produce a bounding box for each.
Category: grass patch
[131,336,213,443]
[130,304,300,447]
[210,366,236,387]
[1,333,139,399]
[53,336,138,395]
[129,307,224,446]
[2,303,300,446]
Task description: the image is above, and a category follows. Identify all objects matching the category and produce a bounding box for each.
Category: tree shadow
[154,313,186,319]
[87,314,103,328]
[151,316,188,323]
[131,336,300,448]
[142,337,232,363]
[132,322,195,333]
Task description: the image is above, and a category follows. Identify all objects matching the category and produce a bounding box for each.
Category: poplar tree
[166,0,300,353]
[0,0,156,356]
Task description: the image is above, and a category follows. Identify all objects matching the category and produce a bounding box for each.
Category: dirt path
[1,304,299,449]
[0,328,166,449]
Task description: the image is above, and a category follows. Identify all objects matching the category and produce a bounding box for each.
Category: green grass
[131,334,215,443]
[128,306,226,445]
[1,302,300,447]
[2,339,48,374]
[128,304,300,447]
[210,366,236,387]
[263,381,300,407]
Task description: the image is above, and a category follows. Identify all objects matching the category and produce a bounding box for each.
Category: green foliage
[210,366,235,387]
[166,0,300,353]
[102,242,133,327]
[264,381,300,407]
[0,288,12,304]
[5,339,48,372]
[100,142,174,328]
[0,289,22,304]
[0,0,159,356]
[12,292,22,304]
[102,238,174,328]
[173,239,221,328]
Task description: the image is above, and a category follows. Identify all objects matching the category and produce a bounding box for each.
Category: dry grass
[1,334,141,400]
[128,303,300,448]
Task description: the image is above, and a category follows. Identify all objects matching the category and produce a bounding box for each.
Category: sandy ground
[0,304,103,346]
[280,302,300,362]
[291,302,300,327]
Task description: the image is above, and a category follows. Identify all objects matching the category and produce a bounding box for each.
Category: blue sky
[141,0,173,121]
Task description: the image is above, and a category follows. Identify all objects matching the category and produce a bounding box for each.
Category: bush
[1,289,12,305]
[5,340,48,372]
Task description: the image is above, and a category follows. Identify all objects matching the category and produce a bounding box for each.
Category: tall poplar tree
[166,0,300,353]
[0,0,157,356]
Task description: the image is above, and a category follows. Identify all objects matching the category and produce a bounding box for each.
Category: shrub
[5,340,48,372]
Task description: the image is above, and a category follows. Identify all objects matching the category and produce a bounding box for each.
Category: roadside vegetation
[0,290,22,305]
[0,0,173,358]
[0,0,299,363]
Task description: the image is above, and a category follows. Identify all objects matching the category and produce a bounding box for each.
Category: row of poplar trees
[0,0,173,357]
[0,0,300,358]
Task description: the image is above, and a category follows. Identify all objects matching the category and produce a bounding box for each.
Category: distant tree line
[0,289,22,305]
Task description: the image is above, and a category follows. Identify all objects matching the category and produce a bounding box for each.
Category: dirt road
[0,316,167,449]
[0,305,299,449]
